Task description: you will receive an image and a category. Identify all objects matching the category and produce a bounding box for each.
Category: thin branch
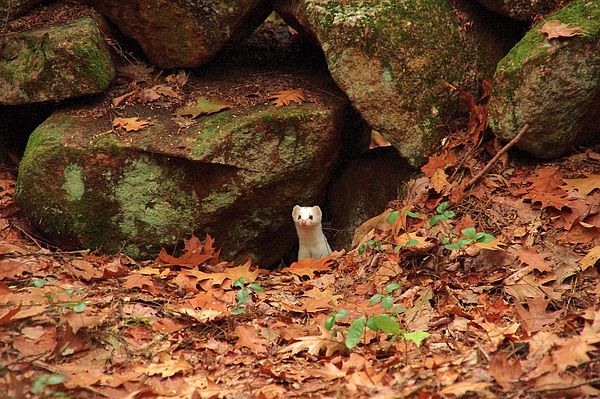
[465,123,530,189]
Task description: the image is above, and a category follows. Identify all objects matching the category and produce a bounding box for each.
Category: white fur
[292,205,332,260]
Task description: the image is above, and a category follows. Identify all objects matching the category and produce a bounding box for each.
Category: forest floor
[1,114,600,398]
[2,4,600,399]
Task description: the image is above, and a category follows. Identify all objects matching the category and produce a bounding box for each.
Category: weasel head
[292,205,323,228]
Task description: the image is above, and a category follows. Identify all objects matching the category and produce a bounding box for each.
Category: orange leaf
[112,116,152,132]
[541,19,583,40]
[156,234,219,268]
[269,89,305,107]
[283,257,334,278]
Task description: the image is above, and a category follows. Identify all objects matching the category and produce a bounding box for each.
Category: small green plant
[123,316,151,327]
[231,277,264,315]
[444,227,494,250]
[31,373,67,397]
[387,209,420,224]
[31,278,48,288]
[358,239,383,254]
[325,283,429,350]
[45,289,86,313]
[429,202,455,226]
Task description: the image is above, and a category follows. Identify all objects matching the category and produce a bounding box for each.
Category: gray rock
[0,16,115,105]
[488,0,600,158]
[274,0,506,166]
[329,146,414,250]
[15,91,347,264]
[86,0,272,68]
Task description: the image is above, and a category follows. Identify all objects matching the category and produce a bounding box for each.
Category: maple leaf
[269,89,305,106]
[156,234,219,268]
[541,19,583,40]
[112,116,152,132]
[283,257,334,278]
[176,96,229,118]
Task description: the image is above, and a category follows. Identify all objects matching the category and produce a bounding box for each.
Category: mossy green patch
[62,164,85,201]
[113,156,197,244]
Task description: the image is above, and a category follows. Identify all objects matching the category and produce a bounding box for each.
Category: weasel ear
[292,205,300,216]
[313,206,322,217]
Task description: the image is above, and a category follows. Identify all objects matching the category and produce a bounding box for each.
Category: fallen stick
[465,123,530,189]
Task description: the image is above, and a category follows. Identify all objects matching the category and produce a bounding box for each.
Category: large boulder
[0,16,115,105]
[85,0,272,68]
[0,0,42,20]
[488,0,600,158]
[476,0,566,21]
[274,0,507,166]
[15,91,347,264]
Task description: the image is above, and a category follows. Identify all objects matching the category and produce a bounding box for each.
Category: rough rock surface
[275,0,506,166]
[0,0,42,20]
[476,0,568,21]
[488,0,600,158]
[15,92,347,264]
[329,147,414,250]
[86,0,272,68]
[0,16,115,105]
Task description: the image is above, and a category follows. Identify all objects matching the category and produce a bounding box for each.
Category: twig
[0,0,13,58]
[465,123,530,188]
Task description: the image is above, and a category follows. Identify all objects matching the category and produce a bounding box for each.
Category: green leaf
[403,331,430,347]
[436,202,448,213]
[392,306,406,314]
[371,314,403,334]
[442,210,455,219]
[366,316,379,331]
[46,374,66,385]
[403,210,420,218]
[369,293,383,305]
[334,309,348,319]
[31,375,49,393]
[325,314,336,330]
[406,239,419,247]
[232,278,245,288]
[346,316,367,349]
[247,283,264,292]
[461,227,477,239]
[387,210,399,223]
[429,214,444,226]
[31,278,46,288]
[236,289,249,305]
[385,283,401,294]
[230,307,244,315]
[394,245,403,252]
[477,233,494,243]
[358,243,367,254]
[382,296,394,310]
[73,302,86,313]
[176,96,229,118]
[64,289,74,296]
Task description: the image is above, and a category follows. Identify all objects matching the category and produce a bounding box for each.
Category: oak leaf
[280,317,344,357]
[234,324,268,353]
[112,116,152,132]
[157,234,219,268]
[541,20,583,40]
[283,256,334,278]
[515,296,561,334]
[269,89,305,106]
[488,352,522,390]
[580,246,600,269]
[562,174,600,195]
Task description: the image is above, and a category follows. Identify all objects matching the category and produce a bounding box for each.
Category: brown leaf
[112,116,152,132]
[283,257,334,279]
[431,168,450,194]
[541,19,583,40]
[515,296,561,334]
[156,234,219,268]
[580,246,600,269]
[175,97,229,118]
[488,352,522,390]
[421,150,457,178]
[562,174,600,195]
[269,89,305,107]
[234,324,268,353]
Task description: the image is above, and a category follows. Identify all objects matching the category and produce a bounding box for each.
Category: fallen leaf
[515,296,561,334]
[283,257,334,279]
[234,324,268,353]
[269,89,305,106]
[541,19,583,40]
[562,174,600,195]
[112,116,152,132]
[580,246,600,269]
[488,352,522,390]
[176,97,229,118]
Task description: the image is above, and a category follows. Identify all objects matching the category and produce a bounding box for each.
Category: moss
[113,156,197,244]
[62,164,85,201]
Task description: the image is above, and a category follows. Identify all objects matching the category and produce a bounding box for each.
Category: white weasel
[292,205,332,260]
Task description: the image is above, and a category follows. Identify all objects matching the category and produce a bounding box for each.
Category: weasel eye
[309,215,313,220]
[297,215,301,220]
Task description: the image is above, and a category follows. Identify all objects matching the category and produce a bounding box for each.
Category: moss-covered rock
[274,0,506,166]
[86,0,272,68]
[15,92,347,264]
[488,0,600,158]
[0,0,43,21]
[0,17,115,105]
[476,0,566,21]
